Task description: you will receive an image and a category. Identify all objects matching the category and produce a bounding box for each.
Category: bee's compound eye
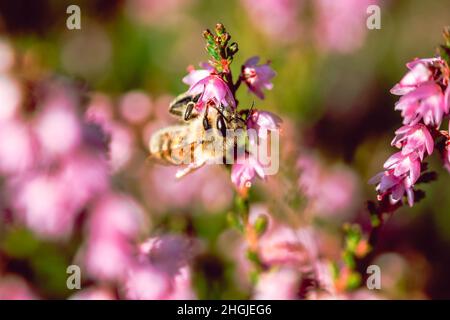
[203,116,211,131]
[216,116,227,137]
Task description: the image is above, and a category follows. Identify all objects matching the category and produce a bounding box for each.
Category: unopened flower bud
[215,23,225,35]
[227,42,238,55]
[253,214,268,236]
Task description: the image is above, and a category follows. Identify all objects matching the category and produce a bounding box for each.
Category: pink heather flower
[34,96,82,156]
[394,82,446,127]
[391,61,433,95]
[81,194,146,281]
[182,63,213,87]
[241,0,301,43]
[83,236,135,282]
[145,164,233,213]
[12,174,80,239]
[85,93,114,124]
[119,91,152,124]
[123,263,170,300]
[253,268,300,300]
[297,154,359,218]
[391,57,450,127]
[123,235,196,300]
[125,0,191,27]
[369,170,415,207]
[0,275,38,300]
[57,150,109,209]
[258,225,318,270]
[231,154,265,193]
[188,75,236,110]
[0,119,35,175]
[314,0,376,53]
[107,122,135,172]
[242,56,276,99]
[391,124,434,160]
[247,109,282,141]
[138,235,193,278]
[165,266,196,300]
[88,194,145,240]
[383,151,421,185]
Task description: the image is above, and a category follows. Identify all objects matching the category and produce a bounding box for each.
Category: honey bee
[149,93,246,178]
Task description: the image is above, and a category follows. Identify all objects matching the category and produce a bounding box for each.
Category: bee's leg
[175,160,205,178]
[211,104,228,121]
[202,105,211,130]
[184,102,195,121]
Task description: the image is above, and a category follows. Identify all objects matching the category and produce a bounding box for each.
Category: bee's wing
[149,124,205,166]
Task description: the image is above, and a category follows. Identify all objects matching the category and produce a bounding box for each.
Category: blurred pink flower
[0,119,35,175]
[83,236,135,282]
[58,150,109,209]
[188,75,236,110]
[297,154,359,217]
[391,124,434,160]
[107,122,135,172]
[0,275,38,300]
[124,263,170,300]
[89,194,145,239]
[85,93,114,125]
[85,97,135,172]
[123,235,196,300]
[119,91,152,124]
[0,75,22,120]
[82,194,146,281]
[314,0,377,53]
[251,206,318,269]
[242,57,276,99]
[165,267,196,300]
[138,235,193,277]
[145,164,233,213]
[253,268,300,300]
[13,174,80,239]
[34,94,82,157]
[241,0,301,43]
[126,0,191,26]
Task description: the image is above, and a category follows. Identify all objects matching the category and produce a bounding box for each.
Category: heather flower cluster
[0,39,198,300]
[371,55,450,207]
[170,24,281,196]
[2,1,447,300]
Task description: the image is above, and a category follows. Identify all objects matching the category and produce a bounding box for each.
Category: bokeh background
[1,0,450,299]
